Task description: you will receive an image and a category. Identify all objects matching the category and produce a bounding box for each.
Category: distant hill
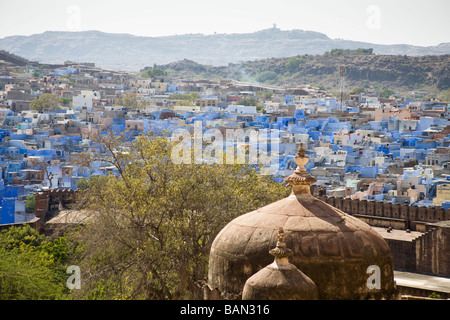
[1,28,449,71]
[153,53,450,92]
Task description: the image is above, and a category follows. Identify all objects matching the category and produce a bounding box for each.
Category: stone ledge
[353,213,407,229]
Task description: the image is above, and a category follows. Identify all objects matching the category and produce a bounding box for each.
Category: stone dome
[242,228,319,300]
[208,144,396,300]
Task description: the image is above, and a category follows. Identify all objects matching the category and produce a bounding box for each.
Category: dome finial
[242,228,319,300]
[298,143,306,157]
[269,228,293,261]
[294,143,308,173]
[284,143,317,194]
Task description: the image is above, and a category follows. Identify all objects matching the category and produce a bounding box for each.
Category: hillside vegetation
[151,51,450,93]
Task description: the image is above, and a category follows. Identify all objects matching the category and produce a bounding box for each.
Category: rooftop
[372,226,424,242]
[394,270,450,297]
[46,209,91,225]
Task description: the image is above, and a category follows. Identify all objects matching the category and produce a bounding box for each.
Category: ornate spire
[242,227,319,300]
[269,228,293,260]
[284,143,317,194]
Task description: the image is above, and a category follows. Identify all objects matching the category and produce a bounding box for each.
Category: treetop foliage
[1,132,289,300]
[0,225,70,300]
[30,93,61,112]
[323,48,374,57]
[69,132,289,299]
[146,65,167,79]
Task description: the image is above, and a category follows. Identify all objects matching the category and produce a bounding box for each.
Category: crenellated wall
[315,194,450,277]
[414,223,450,276]
[1,189,80,234]
[34,189,78,221]
[317,195,450,232]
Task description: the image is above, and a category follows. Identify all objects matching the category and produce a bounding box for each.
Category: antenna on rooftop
[273,23,277,29]
[339,66,346,110]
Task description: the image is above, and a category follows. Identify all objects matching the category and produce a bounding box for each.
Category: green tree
[285,57,305,73]
[239,96,258,106]
[256,71,278,83]
[168,92,200,106]
[25,194,35,213]
[0,225,70,299]
[60,97,72,107]
[350,87,366,95]
[62,74,75,85]
[256,91,274,99]
[69,132,288,300]
[138,99,150,108]
[30,93,61,112]
[146,65,167,79]
[428,292,441,299]
[76,178,90,191]
[438,88,450,102]
[239,96,264,112]
[381,88,395,98]
[76,176,109,191]
[355,48,374,55]
[115,93,150,109]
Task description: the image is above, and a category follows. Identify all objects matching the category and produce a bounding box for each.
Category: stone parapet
[317,195,450,231]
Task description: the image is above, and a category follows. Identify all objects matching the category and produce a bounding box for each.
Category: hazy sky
[1,0,449,46]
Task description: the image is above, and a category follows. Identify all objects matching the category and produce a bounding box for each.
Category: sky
[1,0,449,46]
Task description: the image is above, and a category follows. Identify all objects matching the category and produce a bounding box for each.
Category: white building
[73,90,101,108]
[313,147,347,167]
[227,105,257,114]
